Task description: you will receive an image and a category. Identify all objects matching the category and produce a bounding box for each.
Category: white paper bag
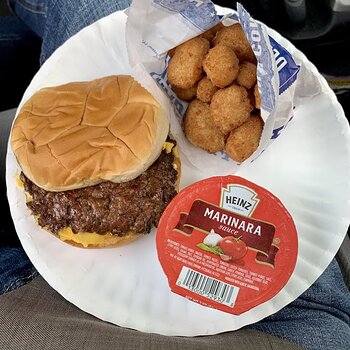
[126,0,320,175]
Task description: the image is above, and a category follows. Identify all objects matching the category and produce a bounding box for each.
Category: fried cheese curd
[200,22,225,42]
[225,116,263,162]
[166,22,264,163]
[196,76,219,103]
[213,23,256,63]
[210,84,253,135]
[167,47,176,58]
[172,84,198,101]
[184,99,226,153]
[254,83,261,109]
[236,62,257,89]
[167,37,210,89]
[203,44,239,88]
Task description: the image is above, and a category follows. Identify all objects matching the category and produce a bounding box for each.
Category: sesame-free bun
[11,75,169,191]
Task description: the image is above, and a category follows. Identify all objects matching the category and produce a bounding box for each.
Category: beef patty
[20,146,178,236]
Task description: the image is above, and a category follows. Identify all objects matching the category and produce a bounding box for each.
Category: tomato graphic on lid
[219,236,248,262]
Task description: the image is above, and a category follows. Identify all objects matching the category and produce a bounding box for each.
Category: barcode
[176,266,239,307]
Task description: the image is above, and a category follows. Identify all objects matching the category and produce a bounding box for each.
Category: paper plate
[6,7,350,336]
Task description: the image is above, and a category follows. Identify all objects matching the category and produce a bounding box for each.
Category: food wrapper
[126,0,321,175]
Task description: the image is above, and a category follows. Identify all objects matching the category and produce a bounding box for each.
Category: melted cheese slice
[16,177,24,189]
[58,228,111,248]
[163,141,174,154]
[163,141,179,170]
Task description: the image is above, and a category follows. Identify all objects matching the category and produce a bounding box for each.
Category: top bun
[11,75,169,191]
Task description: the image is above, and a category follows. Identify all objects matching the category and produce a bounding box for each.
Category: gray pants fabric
[0,275,304,350]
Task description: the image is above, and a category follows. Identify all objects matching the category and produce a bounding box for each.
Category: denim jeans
[0,247,39,294]
[7,0,47,37]
[1,1,350,349]
[0,13,41,110]
[8,0,131,64]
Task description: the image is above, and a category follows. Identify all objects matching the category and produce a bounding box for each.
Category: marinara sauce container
[156,176,298,315]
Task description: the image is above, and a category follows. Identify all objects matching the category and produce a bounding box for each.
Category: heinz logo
[220,184,260,217]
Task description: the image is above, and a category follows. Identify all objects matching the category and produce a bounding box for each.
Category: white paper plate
[6,7,350,336]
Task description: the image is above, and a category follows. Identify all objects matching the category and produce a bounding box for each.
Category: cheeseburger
[11,75,180,248]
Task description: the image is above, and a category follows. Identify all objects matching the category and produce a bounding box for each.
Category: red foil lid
[156,176,298,315]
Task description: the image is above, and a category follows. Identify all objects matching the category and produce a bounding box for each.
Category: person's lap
[0,15,41,111]
[0,275,305,350]
[1,1,350,349]
[8,0,132,64]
